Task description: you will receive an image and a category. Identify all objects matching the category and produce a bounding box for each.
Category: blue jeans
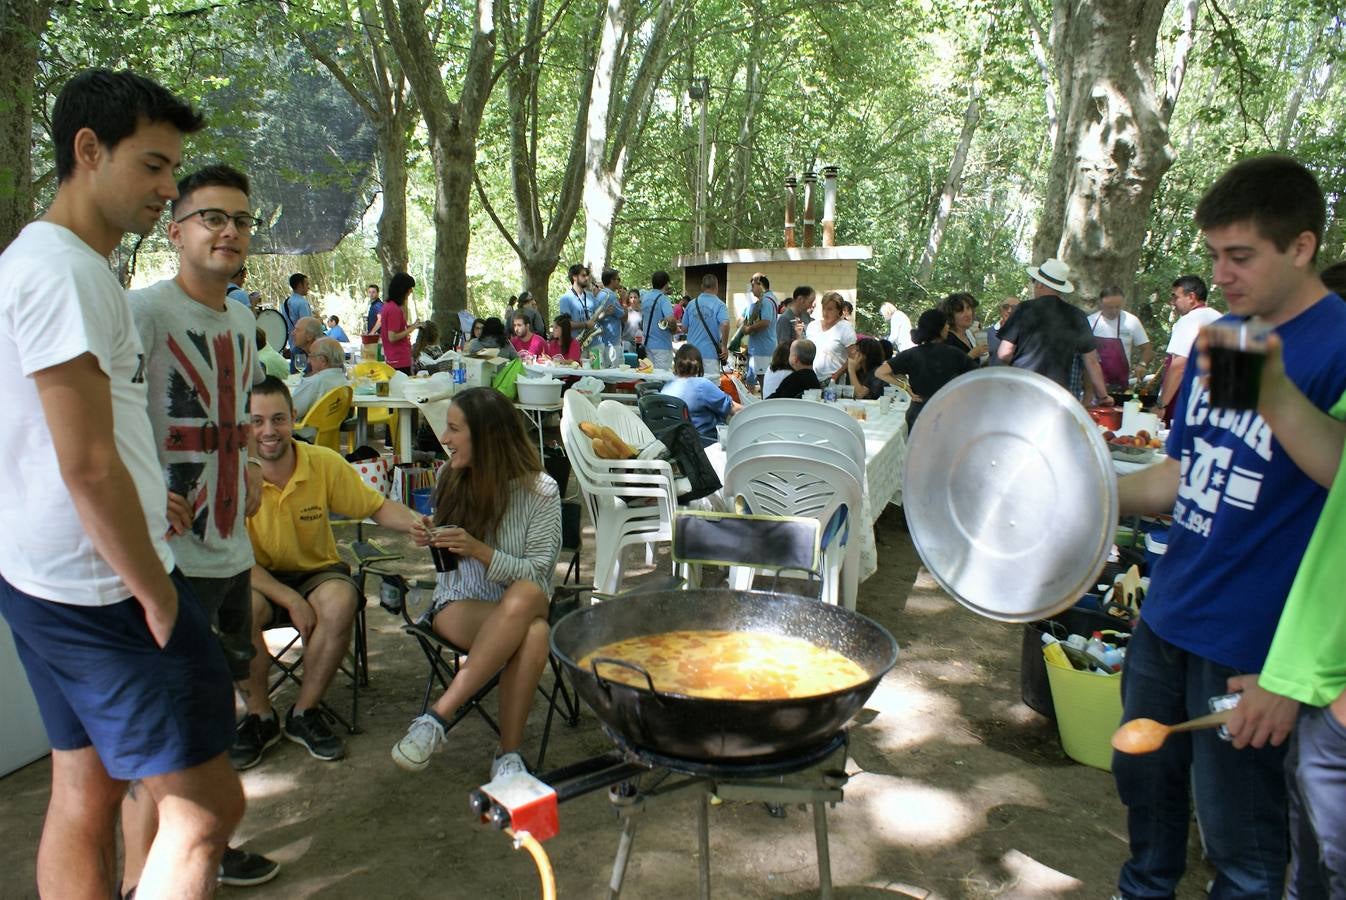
[1113,620,1289,899]
[1287,704,1346,899]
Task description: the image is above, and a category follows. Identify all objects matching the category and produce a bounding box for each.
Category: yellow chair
[348,361,399,448]
[297,385,353,452]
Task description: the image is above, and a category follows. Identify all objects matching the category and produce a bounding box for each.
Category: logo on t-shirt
[1173,386,1272,537]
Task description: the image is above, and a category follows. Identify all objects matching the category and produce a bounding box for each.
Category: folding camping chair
[373,502,586,770]
[262,568,369,735]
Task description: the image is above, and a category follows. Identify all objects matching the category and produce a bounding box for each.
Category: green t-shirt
[1261,390,1346,707]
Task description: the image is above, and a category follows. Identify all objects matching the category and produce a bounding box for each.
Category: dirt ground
[0,506,1213,899]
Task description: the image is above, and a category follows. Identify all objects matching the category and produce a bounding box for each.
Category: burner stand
[599,736,850,900]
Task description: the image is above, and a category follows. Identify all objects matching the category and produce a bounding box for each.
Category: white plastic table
[516,400,562,463]
[352,394,419,461]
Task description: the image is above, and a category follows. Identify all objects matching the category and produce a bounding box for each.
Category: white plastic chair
[596,399,657,449]
[728,440,863,492]
[724,454,863,609]
[563,388,599,429]
[730,398,866,449]
[727,413,865,470]
[561,401,678,595]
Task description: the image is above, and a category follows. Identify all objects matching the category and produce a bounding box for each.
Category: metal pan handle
[589,657,660,697]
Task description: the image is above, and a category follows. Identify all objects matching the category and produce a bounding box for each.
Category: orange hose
[504,828,556,900]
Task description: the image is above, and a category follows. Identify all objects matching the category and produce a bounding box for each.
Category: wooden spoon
[1111,709,1233,755]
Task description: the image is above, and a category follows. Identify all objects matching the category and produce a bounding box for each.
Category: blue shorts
[0,570,235,781]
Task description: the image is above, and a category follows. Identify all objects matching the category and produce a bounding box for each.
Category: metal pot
[551,590,898,763]
[1088,406,1123,430]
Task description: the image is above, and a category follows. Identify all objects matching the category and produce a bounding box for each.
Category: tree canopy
[3,0,1342,338]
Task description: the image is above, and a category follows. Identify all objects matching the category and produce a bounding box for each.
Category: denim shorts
[0,570,235,781]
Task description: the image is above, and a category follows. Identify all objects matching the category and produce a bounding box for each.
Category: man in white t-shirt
[1158,275,1222,421]
[881,302,915,353]
[1087,286,1153,393]
[0,69,242,900]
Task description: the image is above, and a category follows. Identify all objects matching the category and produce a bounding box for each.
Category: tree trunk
[0,0,48,252]
[521,254,557,317]
[429,132,474,336]
[1032,0,1197,303]
[580,0,677,269]
[374,124,410,279]
[719,0,766,245]
[475,0,592,318]
[380,0,497,334]
[1277,14,1330,149]
[917,25,989,284]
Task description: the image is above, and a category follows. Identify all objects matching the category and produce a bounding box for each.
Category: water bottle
[822,383,837,403]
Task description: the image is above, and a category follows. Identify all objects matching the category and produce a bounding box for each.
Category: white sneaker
[490,750,528,781]
[391,714,445,772]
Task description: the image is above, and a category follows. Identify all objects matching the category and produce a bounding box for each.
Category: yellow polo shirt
[247,440,386,573]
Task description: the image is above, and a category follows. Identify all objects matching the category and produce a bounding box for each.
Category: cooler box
[461,356,508,388]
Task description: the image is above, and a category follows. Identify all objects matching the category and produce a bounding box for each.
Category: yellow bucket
[1044,654,1122,771]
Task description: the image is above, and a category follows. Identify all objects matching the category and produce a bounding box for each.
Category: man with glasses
[0,68,242,900]
[124,163,280,891]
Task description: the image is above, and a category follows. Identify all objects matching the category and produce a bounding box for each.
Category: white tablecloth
[703,401,908,581]
[525,363,672,384]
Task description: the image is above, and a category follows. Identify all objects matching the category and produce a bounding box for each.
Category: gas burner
[603,725,849,779]
[475,731,852,899]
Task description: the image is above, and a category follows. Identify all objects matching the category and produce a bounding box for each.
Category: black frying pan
[551,590,898,763]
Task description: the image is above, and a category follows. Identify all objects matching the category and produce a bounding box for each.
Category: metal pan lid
[902,368,1117,623]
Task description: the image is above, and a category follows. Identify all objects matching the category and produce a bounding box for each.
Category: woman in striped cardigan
[392,388,562,779]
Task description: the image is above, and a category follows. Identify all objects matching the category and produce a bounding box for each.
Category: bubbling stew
[579,629,869,700]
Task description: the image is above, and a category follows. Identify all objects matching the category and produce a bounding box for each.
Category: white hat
[1026,258,1075,295]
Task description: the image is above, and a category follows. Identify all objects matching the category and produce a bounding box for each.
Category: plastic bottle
[822,383,837,403]
[1085,631,1121,672]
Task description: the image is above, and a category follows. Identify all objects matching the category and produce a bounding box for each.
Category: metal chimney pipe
[801,171,817,249]
[783,176,798,248]
[821,165,839,247]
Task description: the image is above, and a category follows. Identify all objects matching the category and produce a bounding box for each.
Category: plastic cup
[1203,321,1269,411]
[430,527,459,573]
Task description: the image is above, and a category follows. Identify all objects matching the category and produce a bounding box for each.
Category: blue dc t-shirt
[1144,294,1346,671]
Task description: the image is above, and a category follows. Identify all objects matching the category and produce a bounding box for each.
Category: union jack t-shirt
[130,279,261,578]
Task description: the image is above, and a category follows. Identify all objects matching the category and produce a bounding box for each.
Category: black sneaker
[219,846,280,886]
[229,713,281,771]
[283,706,345,761]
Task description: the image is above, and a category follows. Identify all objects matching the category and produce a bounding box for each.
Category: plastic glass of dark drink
[430,527,458,573]
[1203,321,1269,411]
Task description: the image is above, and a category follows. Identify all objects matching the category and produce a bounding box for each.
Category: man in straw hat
[996,257,1112,405]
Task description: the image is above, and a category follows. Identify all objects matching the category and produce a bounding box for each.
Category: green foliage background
[24,0,1346,344]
